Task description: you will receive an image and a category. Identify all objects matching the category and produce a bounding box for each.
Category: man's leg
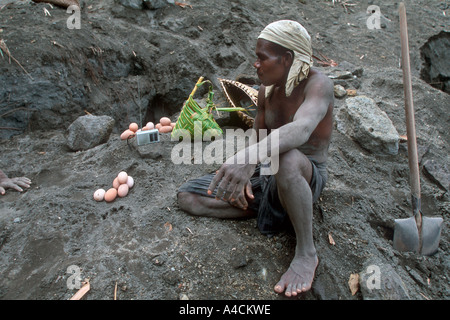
[178,192,256,219]
[273,149,318,297]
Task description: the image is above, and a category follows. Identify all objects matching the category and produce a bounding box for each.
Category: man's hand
[229,180,254,210]
[0,170,31,195]
[208,161,256,210]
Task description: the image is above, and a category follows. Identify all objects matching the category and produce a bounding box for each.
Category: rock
[179,293,189,300]
[346,88,357,96]
[312,273,339,300]
[143,0,175,10]
[66,115,115,151]
[334,84,347,98]
[232,255,248,269]
[352,68,364,78]
[406,268,426,286]
[423,158,449,191]
[359,259,410,300]
[162,269,180,286]
[322,61,364,92]
[329,70,353,80]
[119,0,144,10]
[335,61,364,78]
[336,96,400,155]
[325,61,363,90]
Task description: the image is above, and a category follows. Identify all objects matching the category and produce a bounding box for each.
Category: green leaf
[215,107,247,112]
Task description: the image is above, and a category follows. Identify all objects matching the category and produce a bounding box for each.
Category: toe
[285,283,292,297]
[301,282,310,292]
[290,284,298,296]
[274,283,284,294]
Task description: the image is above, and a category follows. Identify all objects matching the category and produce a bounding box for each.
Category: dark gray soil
[0,0,448,300]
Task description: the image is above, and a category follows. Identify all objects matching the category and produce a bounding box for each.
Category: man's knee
[276,149,312,189]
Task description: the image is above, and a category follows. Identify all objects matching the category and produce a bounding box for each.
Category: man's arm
[207,85,267,207]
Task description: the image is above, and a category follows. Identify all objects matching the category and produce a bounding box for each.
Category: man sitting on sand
[177,20,334,297]
[0,169,31,195]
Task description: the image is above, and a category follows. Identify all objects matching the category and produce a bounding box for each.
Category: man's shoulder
[305,69,334,99]
[307,68,333,87]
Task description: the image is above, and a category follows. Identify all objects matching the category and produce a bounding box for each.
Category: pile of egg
[93,171,134,202]
[120,117,176,140]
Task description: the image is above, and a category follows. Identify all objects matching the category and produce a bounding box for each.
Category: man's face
[253,39,289,87]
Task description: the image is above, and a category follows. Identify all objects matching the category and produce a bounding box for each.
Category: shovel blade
[393,217,420,253]
[421,216,443,256]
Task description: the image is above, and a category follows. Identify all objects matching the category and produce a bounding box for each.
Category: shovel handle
[399,3,421,202]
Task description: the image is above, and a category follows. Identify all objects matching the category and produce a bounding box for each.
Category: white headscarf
[258,20,313,98]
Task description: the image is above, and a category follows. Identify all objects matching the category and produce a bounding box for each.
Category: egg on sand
[129,122,139,132]
[104,188,118,202]
[94,172,134,202]
[159,125,173,133]
[93,188,106,201]
[113,177,120,189]
[126,176,134,188]
[160,117,171,126]
[120,129,135,140]
[118,184,129,197]
[117,171,128,184]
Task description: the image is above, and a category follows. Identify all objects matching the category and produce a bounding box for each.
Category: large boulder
[66,115,115,151]
[336,96,400,155]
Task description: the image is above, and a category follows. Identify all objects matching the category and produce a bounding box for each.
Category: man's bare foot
[274,254,319,297]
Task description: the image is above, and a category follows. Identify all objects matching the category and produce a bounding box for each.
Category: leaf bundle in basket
[172,77,247,141]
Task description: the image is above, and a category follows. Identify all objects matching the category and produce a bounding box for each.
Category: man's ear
[283,50,294,68]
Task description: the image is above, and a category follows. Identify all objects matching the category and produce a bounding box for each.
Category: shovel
[393,2,443,256]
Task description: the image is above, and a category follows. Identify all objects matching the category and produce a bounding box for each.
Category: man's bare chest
[264,96,305,130]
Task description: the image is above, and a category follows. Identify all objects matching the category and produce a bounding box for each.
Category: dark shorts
[177,157,327,235]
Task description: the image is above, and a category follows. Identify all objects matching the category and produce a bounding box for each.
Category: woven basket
[32,0,79,8]
[218,78,258,128]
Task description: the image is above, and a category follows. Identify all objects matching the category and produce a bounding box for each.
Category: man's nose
[253,61,260,69]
